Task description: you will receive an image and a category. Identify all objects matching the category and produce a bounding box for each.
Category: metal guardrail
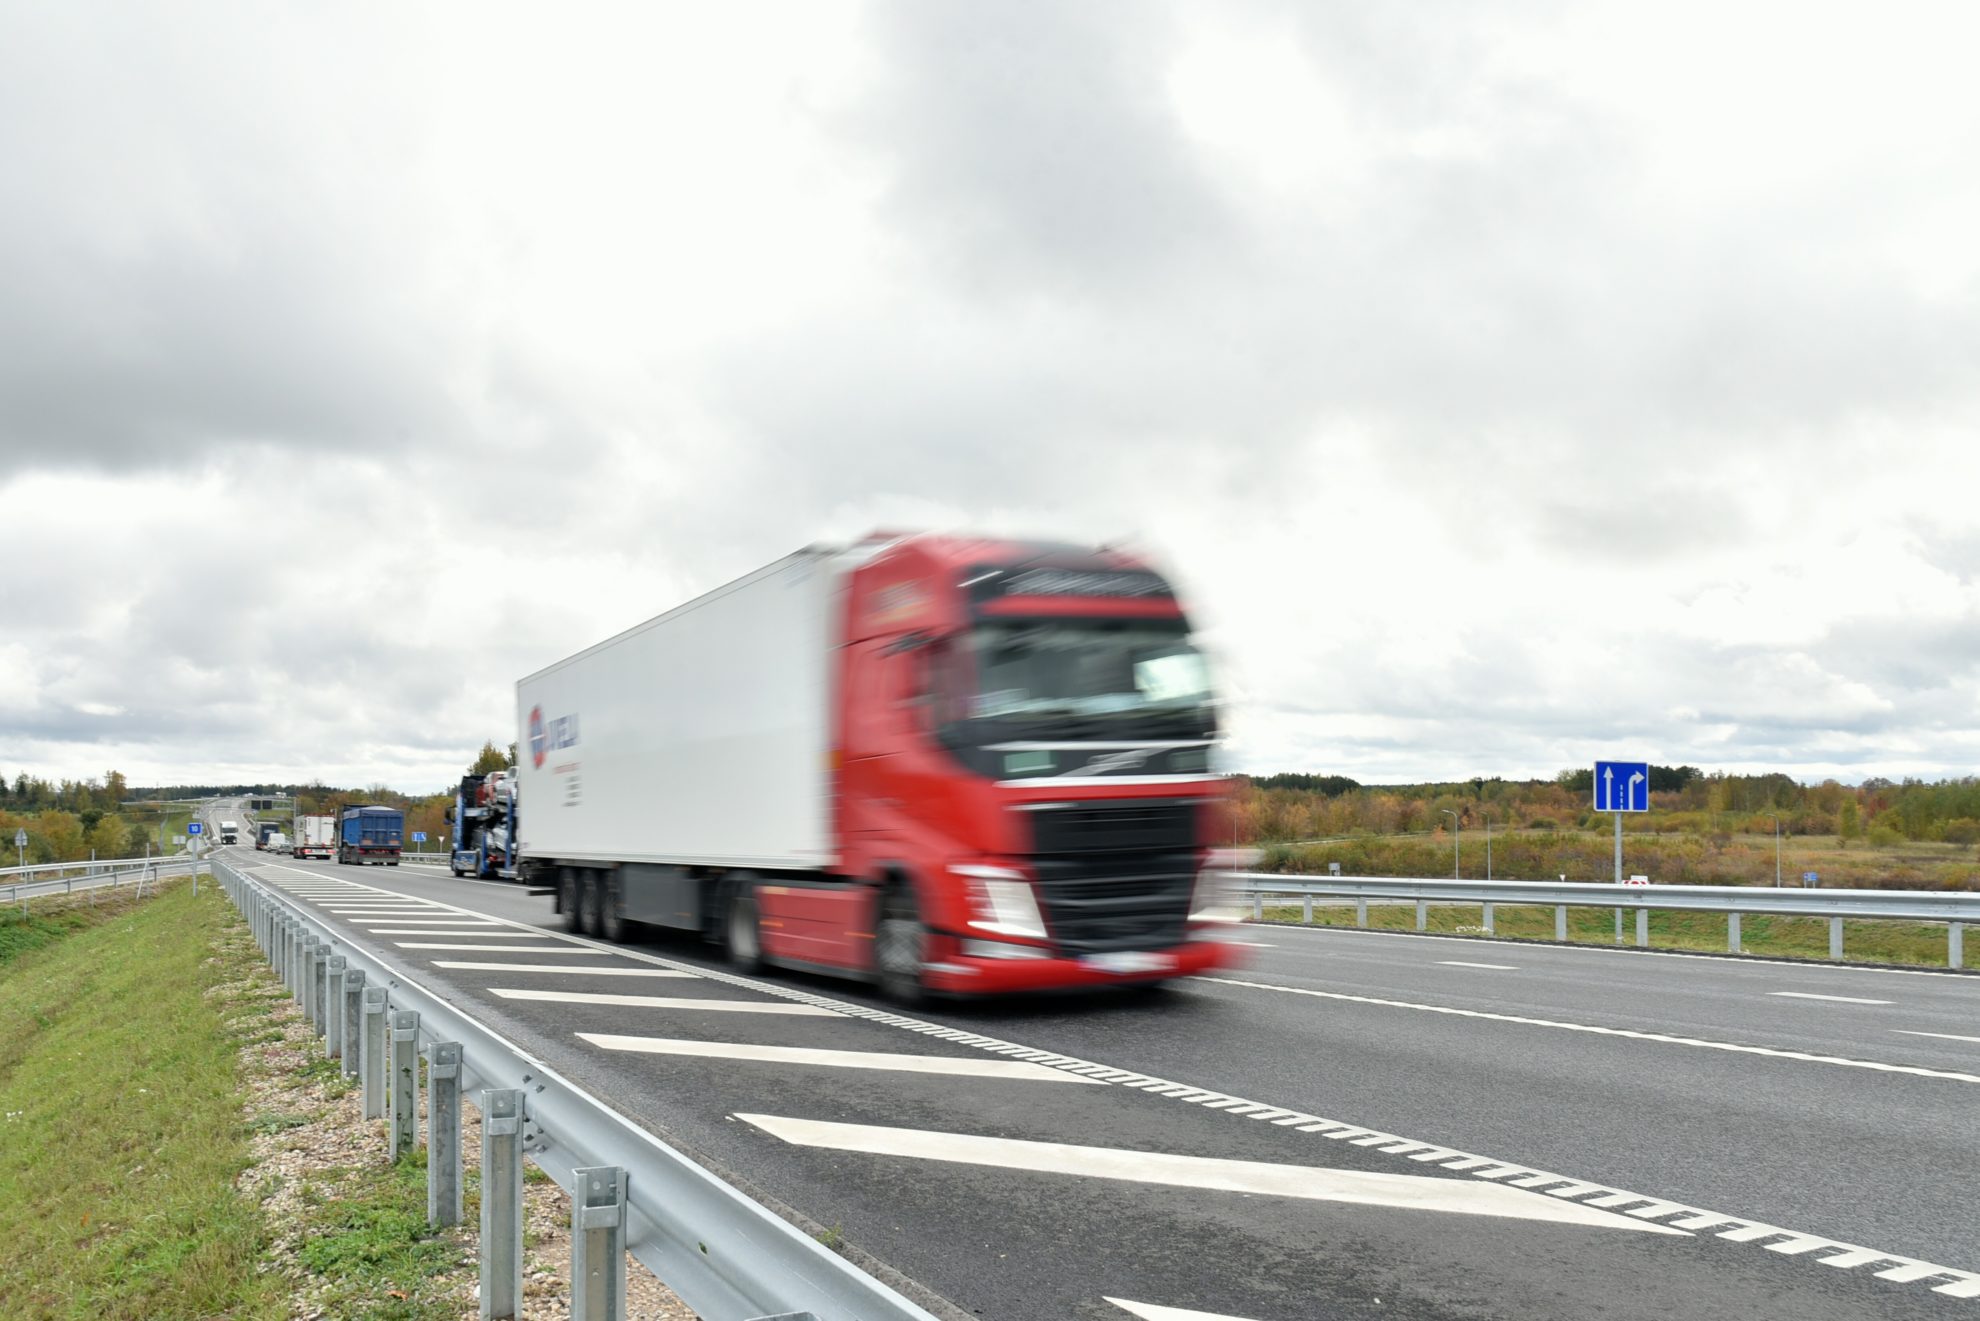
[1232,873,1977,966]
[215,858,939,1321]
[3,855,202,906]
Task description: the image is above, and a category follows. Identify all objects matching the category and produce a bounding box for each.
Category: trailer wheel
[725,885,764,974]
[579,873,605,937]
[875,884,928,1005]
[599,875,636,944]
[558,869,583,933]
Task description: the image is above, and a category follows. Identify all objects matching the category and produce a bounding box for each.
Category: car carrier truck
[517,532,1250,1000]
[448,770,519,880]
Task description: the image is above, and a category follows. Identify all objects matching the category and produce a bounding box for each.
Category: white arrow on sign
[1602,765,1613,810]
[1628,770,1646,809]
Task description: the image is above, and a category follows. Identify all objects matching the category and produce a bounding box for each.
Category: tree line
[1233,767,1980,849]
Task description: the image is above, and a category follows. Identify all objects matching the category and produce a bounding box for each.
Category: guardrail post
[1355,898,1368,928]
[1554,905,1567,941]
[312,942,330,1036]
[390,1010,420,1161]
[1614,907,1623,944]
[325,957,347,1058]
[1728,913,1742,954]
[1830,917,1843,961]
[1415,900,1427,931]
[1952,923,1965,970]
[1252,893,1262,921]
[301,939,319,1026]
[342,969,366,1078]
[1301,895,1312,925]
[427,1042,463,1226]
[1482,902,1495,935]
[362,987,390,1119]
[570,1165,628,1321]
[481,1089,525,1321]
[1635,909,1649,948]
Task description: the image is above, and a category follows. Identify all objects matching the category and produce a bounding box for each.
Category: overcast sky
[4,1,1979,793]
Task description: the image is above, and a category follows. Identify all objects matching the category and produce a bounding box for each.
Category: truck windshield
[957,621,1214,724]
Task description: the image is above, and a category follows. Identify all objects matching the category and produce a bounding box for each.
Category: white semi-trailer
[218,819,241,844]
[515,533,1247,1000]
[293,815,336,860]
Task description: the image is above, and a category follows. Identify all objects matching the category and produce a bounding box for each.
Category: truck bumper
[920,932,1247,995]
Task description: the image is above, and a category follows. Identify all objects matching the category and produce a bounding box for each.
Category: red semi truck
[516,533,1249,998]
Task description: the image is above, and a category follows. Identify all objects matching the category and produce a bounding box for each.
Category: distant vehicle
[268,832,291,855]
[517,532,1248,1000]
[339,806,403,866]
[449,770,519,880]
[255,822,282,851]
[292,815,336,861]
[218,819,241,844]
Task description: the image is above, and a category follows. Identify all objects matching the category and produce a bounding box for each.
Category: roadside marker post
[427,1042,464,1227]
[481,1089,526,1321]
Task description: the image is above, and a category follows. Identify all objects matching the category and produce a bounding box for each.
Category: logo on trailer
[529,706,581,769]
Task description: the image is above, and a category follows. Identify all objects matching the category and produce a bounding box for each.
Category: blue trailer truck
[338,805,404,866]
[448,770,519,880]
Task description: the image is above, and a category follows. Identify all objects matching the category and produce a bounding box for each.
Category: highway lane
[225,849,1980,1319]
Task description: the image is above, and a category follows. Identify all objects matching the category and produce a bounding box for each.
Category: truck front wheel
[875,884,927,1006]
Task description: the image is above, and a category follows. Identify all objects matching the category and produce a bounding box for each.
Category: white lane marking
[434,961,694,976]
[491,988,843,1016]
[1770,992,1892,1005]
[582,1034,1108,1083]
[395,943,614,952]
[371,928,553,936]
[1895,1030,1980,1044]
[1204,978,1980,1085]
[1107,1299,1267,1321]
[1438,961,1519,970]
[734,1114,1682,1235]
[354,919,502,927]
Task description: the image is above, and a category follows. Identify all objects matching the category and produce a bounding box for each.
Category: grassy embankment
[0,881,471,1319]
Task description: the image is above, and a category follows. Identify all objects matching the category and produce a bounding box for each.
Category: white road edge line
[582,1034,1106,1083]
[735,1114,1683,1234]
[1106,1300,1266,1321]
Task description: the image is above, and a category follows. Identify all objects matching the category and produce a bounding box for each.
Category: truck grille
[1024,800,1200,953]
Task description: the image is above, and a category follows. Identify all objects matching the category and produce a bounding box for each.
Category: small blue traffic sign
[187,822,203,835]
[1593,761,1650,812]
[1803,871,1818,885]
[412,831,426,843]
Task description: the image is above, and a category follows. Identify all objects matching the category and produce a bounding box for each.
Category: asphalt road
[223,847,1980,1320]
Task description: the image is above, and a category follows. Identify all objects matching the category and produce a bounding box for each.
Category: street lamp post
[1441,809,1459,879]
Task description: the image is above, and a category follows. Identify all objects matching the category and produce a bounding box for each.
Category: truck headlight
[953,864,1049,940]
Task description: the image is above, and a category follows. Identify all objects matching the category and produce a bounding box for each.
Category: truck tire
[599,875,636,944]
[725,884,764,974]
[558,869,583,933]
[875,884,928,1006]
[579,874,605,938]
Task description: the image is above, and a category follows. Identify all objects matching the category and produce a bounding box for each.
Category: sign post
[13,827,25,869]
[1595,761,1650,942]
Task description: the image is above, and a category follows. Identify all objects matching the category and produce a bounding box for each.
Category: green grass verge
[0,883,285,1320]
[1257,901,1975,968]
[290,1147,468,1321]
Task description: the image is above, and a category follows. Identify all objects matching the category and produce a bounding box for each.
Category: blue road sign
[1803,871,1819,885]
[187,821,203,835]
[412,831,426,843]
[1593,760,1650,812]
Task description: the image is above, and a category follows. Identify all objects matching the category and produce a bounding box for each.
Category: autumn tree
[1836,797,1861,848]
[468,741,509,775]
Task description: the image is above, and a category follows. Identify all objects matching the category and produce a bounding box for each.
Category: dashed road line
[583,1035,1106,1083]
[393,942,614,953]
[489,988,844,1016]
[432,961,692,976]
[1895,1030,1980,1045]
[1438,961,1518,970]
[1770,992,1892,1005]
[734,1114,1683,1233]
[1106,1299,1264,1321]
